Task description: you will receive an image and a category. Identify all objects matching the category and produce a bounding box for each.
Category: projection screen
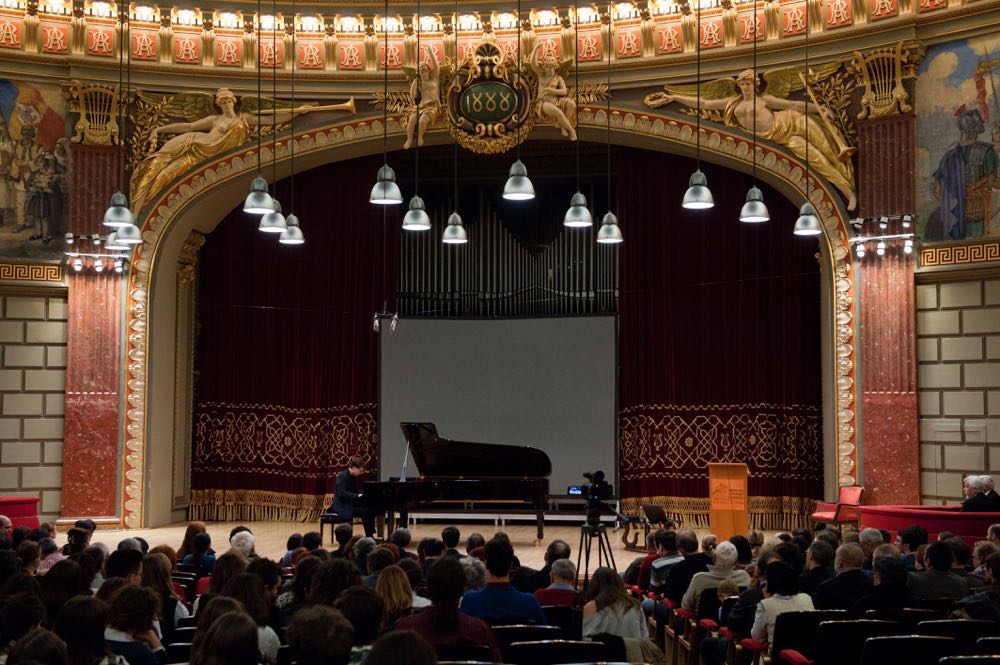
[379,317,617,495]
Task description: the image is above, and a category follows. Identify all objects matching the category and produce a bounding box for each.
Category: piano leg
[536,509,545,541]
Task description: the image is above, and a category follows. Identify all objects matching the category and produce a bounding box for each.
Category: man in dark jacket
[962,475,994,512]
[799,540,835,595]
[665,530,712,604]
[848,555,926,617]
[907,541,972,601]
[813,543,872,610]
[332,457,375,537]
[513,539,571,593]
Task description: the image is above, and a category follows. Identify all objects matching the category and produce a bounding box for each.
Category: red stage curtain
[617,152,822,530]
[190,157,399,521]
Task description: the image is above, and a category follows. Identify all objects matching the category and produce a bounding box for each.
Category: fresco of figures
[0,79,70,260]
[916,33,1000,242]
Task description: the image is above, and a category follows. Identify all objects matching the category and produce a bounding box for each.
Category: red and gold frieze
[616,27,642,58]
[738,10,764,44]
[656,22,682,54]
[577,32,602,61]
[259,38,283,68]
[534,33,561,59]
[297,39,323,69]
[215,37,242,66]
[916,0,947,12]
[0,17,22,50]
[40,22,69,53]
[131,30,157,60]
[870,0,899,20]
[378,42,403,69]
[338,39,363,69]
[826,0,854,28]
[86,25,114,57]
[174,32,201,64]
[418,41,443,64]
[699,18,724,50]
[782,2,808,36]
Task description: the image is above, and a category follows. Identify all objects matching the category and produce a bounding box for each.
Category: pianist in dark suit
[333,457,376,538]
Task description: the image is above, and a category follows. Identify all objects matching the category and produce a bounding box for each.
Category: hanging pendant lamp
[564,6,591,227]
[442,2,466,244]
[597,2,621,244]
[103,8,134,228]
[103,191,133,227]
[371,0,402,205]
[793,10,821,236]
[682,0,713,210]
[503,0,534,201]
[244,0,273,214]
[278,0,305,244]
[259,199,287,232]
[740,0,769,223]
[404,0,431,230]
[259,0,284,229]
[279,214,305,244]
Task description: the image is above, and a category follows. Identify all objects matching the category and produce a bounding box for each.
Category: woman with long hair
[582,566,647,639]
[6,627,68,665]
[15,541,39,576]
[194,597,244,634]
[182,533,215,576]
[366,631,437,665]
[374,565,413,630]
[221,573,280,665]
[193,552,247,615]
[53,596,126,665]
[177,522,208,562]
[276,555,321,626]
[39,559,84,626]
[394,557,500,661]
[189,611,260,665]
[141,553,188,644]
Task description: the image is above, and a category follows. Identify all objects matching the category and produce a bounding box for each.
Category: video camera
[582,470,613,502]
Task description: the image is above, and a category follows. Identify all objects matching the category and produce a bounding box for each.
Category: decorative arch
[122,106,858,527]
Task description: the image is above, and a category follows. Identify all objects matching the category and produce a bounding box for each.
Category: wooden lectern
[708,463,749,541]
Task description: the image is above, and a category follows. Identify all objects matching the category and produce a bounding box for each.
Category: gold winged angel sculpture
[130,87,354,213]
[644,65,857,211]
[529,49,578,140]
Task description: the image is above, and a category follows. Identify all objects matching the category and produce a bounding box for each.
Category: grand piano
[358,423,552,540]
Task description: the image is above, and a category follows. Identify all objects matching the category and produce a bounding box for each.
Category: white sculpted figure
[530,48,577,141]
[403,48,441,150]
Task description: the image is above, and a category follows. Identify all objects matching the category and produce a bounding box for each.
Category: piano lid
[400,422,552,479]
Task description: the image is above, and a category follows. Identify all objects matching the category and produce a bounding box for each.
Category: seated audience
[441,526,464,559]
[664,530,712,604]
[365,631,437,665]
[465,533,485,555]
[375,565,414,629]
[989,524,1000,547]
[418,539,444,574]
[177,522,208,563]
[748,530,765,559]
[286,605,354,665]
[7,627,68,665]
[897,525,928,571]
[193,596,244,635]
[54,595,125,665]
[460,556,487,592]
[751,561,814,654]
[0,592,46,660]
[105,549,143,585]
[849,555,926,616]
[582,567,647,639]
[181,533,215,576]
[682,541,750,610]
[40,560,84,625]
[799,540,835,595]
[353,537,377,575]
[907,540,972,601]
[62,528,91,557]
[246,557,283,611]
[812,543,871,610]
[945,537,982,587]
[331,525,354,558]
[333,586,384,665]
[729,535,754,569]
[276,554,322,625]
[389,529,416,560]
[38,538,66,575]
[86,546,108,591]
[639,530,681,593]
[309,558,363,607]
[229,531,256,560]
[973,541,998,581]
[195,551,247,612]
[280,534,303,568]
[365,547,397,588]
[534,558,579,606]
[16,541,39,577]
[963,475,993,512]
[815,529,840,551]
[983,475,1000,509]
[189,610,259,665]
[221,573,280,664]
[702,534,718,559]
[104,586,166,665]
[514,539,571,593]
[460,537,546,625]
[396,558,430,608]
[858,528,883,570]
[395,557,501,661]
[140,553,188,644]
[301,531,322,553]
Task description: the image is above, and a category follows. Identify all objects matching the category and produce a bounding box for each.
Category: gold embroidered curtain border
[189,488,335,523]
[620,495,818,532]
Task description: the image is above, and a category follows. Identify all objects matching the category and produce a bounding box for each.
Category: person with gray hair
[682,541,750,610]
[982,475,1000,510]
[534,558,579,607]
[858,528,883,569]
[963,474,993,512]
[230,530,256,559]
[389,528,417,559]
[460,556,487,592]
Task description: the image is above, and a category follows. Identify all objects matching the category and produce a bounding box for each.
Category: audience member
[40,559,84,625]
[418,539,445,573]
[375,565,414,629]
[750,561,814,655]
[460,556,487,592]
[582,567,647,639]
[849,555,926,617]
[729,535,753,568]
[117,538,142,553]
[748,530,765,559]
[353,537,377,575]
[897,525,928,571]
[105,549,143,584]
[16,541,39,576]
[54,595,125,665]
[963,475,993,512]
[534,558,578,606]
[104,586,166,665]
[514,539,571,593]
[301,532,322,553]
[286,605,354,665]
[395,557,501,661]
[702,534,718,559]
[465,533,485,555]
[38,538,66,575]
[813,543,871,610]
[189,610,259,665]
[1,572,40,598]
[333,586,384,665]
[229,531,256,560]
[907,541,972,601]
[945,537,979,582]
[87,546,108,591]
[441,527,463,559]
[331,525,354,558]
[176,522,207,563]
[62,528,91,557]
[973,541,998,581]
[396,558,430,608]
[181,533,215,576]
[310,558,363,607]
[6,626,69,665]
[983,475,1000,509]
[193,596,244,634]
[0,592,46,658]
[193,552,247,614]
[988,524,1000,547]
[246,557,283,610]
[815,529,840,550]
[365,630,437,665]
[389,529,416,560]
[141,553,188,644]
[221,573,280,664]
[276,554,322,625]
[95,578,129,605]
[364,547,397,588]
[858,528,883,570]
[280,534,304,568]
[664,530,712,604]
[799,540,835,595]
[460,537,545,625]
[682,541,750,610]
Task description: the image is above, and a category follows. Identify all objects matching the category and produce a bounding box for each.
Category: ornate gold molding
[919,241,1000,268]
[117,105,858,526]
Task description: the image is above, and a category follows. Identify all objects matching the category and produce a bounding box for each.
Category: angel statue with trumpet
[645,66,857,211]
[130,87,355,214]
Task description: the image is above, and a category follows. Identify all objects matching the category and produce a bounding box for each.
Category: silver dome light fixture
[243,0,273,214]
[370,0,403,205]
[502,0,535,201]
[681,0,714,210]
[739,0,769,224]
[563,6,591,228]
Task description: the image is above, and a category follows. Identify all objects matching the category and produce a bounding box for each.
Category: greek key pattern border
[920,242,1000,268]
[0,263,63,283]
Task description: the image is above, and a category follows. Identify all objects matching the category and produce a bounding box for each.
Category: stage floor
[87,521,677,572]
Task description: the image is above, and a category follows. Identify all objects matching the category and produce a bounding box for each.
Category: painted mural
[916,33,1000,242]
[0,79,70,260]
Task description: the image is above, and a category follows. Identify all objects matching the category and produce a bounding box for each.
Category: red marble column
[59,144,122,523]
[857,115,919,506]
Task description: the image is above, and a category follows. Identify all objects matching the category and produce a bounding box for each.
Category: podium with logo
[708,463,749,541]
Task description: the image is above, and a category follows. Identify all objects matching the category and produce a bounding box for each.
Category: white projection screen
[379,317,617,495]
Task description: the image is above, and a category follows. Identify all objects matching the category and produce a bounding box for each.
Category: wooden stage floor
[88,520,677,572]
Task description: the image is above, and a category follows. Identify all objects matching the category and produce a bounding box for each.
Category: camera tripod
[576,521,617,591]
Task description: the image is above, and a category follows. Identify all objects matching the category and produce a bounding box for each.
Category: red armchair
[811,486,864,528]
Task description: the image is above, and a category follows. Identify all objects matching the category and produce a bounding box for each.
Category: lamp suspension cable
[414,0,420,197]
[280,0,304,243]
[681,0,713,209]
[441,0,466,243]
[403,0,432,229]
[124,10,131,202]
[101,0,134,231]
[370,0,402,204]
[738,0,769,223]
[243,0,273,214]
[597,0,622,244]
[116,5,123,195]
[793,1,821,235]
[503,0,534,200]
[259,0,286,231]
[563,4,592,227]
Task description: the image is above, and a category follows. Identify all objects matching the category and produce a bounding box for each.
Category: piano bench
[319,512,360,546]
